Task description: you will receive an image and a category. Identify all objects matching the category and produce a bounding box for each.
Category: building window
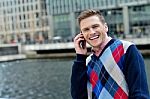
[36,21,39,27]
[27,5,29,11]
[36,12,39,18]
[31,5,33,10]
[18,0,20,4]
[35,4,38,10]
[19,15,21,20]
[23,6,25,12]
[19,7,21,12]
[129,5,150,38]
[24,22,26,28]
[23,14,26,20]
[53,14,71,38]
[101,9,124,38]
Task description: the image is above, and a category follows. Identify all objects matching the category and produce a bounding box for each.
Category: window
[36,12,39,18]
[23,14,26,20]
[35,4,38,10]
[19,7,21,12]
[27,5,29,11]
[23,6,25,12]
[24,22,26,28]
[19,15,21,20]
[18,0,20,4]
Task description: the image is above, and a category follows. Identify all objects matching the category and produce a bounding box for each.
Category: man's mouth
[89,35,99,40]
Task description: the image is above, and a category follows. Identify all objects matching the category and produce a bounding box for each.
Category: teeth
[89,36,99,40]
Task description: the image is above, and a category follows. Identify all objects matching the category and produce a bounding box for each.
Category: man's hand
[74,33,87,55]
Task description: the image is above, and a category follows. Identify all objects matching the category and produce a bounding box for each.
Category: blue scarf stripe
[105,76,120,97]
[93,80,103,98]
[87,67,103,98]
[87,60,96,79]
[96,60,103,69]
[93,64,101,76]
[117,54,125,71]
[99,66,110,86]
[98,88,114,99]
[89,61,96,69]
[87,59,103,79]
[87,66,93,78]
[110,40,122,52]
[87,62,101,78]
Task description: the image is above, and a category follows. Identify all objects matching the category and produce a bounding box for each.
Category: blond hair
[77,9,106,25]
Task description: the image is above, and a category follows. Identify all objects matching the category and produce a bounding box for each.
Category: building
[0,0,50,44]
[47,0,150,41]
[0,0,150,44]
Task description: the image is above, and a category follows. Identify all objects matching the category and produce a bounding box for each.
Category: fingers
[73,33,87,55]
[74,33,84,43]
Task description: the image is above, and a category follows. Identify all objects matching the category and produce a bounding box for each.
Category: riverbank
[26,52,76,59]
[140,50,150,57]
[0,49,149,62]
[25,49,150,59]
[0,54,26,62]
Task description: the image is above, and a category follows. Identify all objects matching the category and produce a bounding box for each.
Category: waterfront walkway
[23,37,150,51]
[0,37,150,61]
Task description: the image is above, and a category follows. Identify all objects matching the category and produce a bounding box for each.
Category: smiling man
[71,9,149,99]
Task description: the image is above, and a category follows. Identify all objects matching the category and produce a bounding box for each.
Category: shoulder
[119,39,134,53]
[120,39,134,45]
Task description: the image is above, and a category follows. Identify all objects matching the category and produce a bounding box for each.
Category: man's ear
[104,23,108,32]
[104,23,108,28]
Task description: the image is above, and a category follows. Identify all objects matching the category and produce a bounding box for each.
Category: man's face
[80,15,108,47]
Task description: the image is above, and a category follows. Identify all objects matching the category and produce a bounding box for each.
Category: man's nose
[89,28,95,34]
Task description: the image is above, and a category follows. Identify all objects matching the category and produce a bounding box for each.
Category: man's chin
[89,43,99,48]
[88,40,101,47]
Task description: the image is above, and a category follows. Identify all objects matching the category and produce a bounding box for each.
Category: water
[0,57,149,99]
[144,57,150,90]
[0,58,73,99]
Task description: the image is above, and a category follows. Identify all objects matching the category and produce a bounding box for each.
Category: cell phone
[79,32,86,49]
[80,39,86,49]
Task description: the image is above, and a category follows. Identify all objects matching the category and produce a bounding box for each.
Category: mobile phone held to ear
[79,32,86,49]
[80,39,86,49]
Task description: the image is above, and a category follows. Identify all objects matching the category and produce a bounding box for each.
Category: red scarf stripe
[114,86,128,99]
[112,44,124,63]
[90,70,99,89]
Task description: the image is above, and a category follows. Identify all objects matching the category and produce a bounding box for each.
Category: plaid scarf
[86,40,133,99]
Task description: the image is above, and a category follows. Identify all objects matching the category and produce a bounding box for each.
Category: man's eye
[92,25,99,29]
[83,28,89,32]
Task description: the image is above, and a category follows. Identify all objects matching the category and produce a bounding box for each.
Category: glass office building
[47,0,150,40]
[0,0,150,44]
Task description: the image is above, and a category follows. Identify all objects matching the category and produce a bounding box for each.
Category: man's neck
[93,36,112,56]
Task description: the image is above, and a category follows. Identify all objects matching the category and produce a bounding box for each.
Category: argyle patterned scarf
[86,40,133,99]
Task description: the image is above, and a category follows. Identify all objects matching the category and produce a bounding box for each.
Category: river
[0,57,149,98]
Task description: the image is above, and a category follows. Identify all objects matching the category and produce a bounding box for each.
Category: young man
[71,9,149,99]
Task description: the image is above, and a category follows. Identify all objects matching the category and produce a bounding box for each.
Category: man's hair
[77,9,106,25]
